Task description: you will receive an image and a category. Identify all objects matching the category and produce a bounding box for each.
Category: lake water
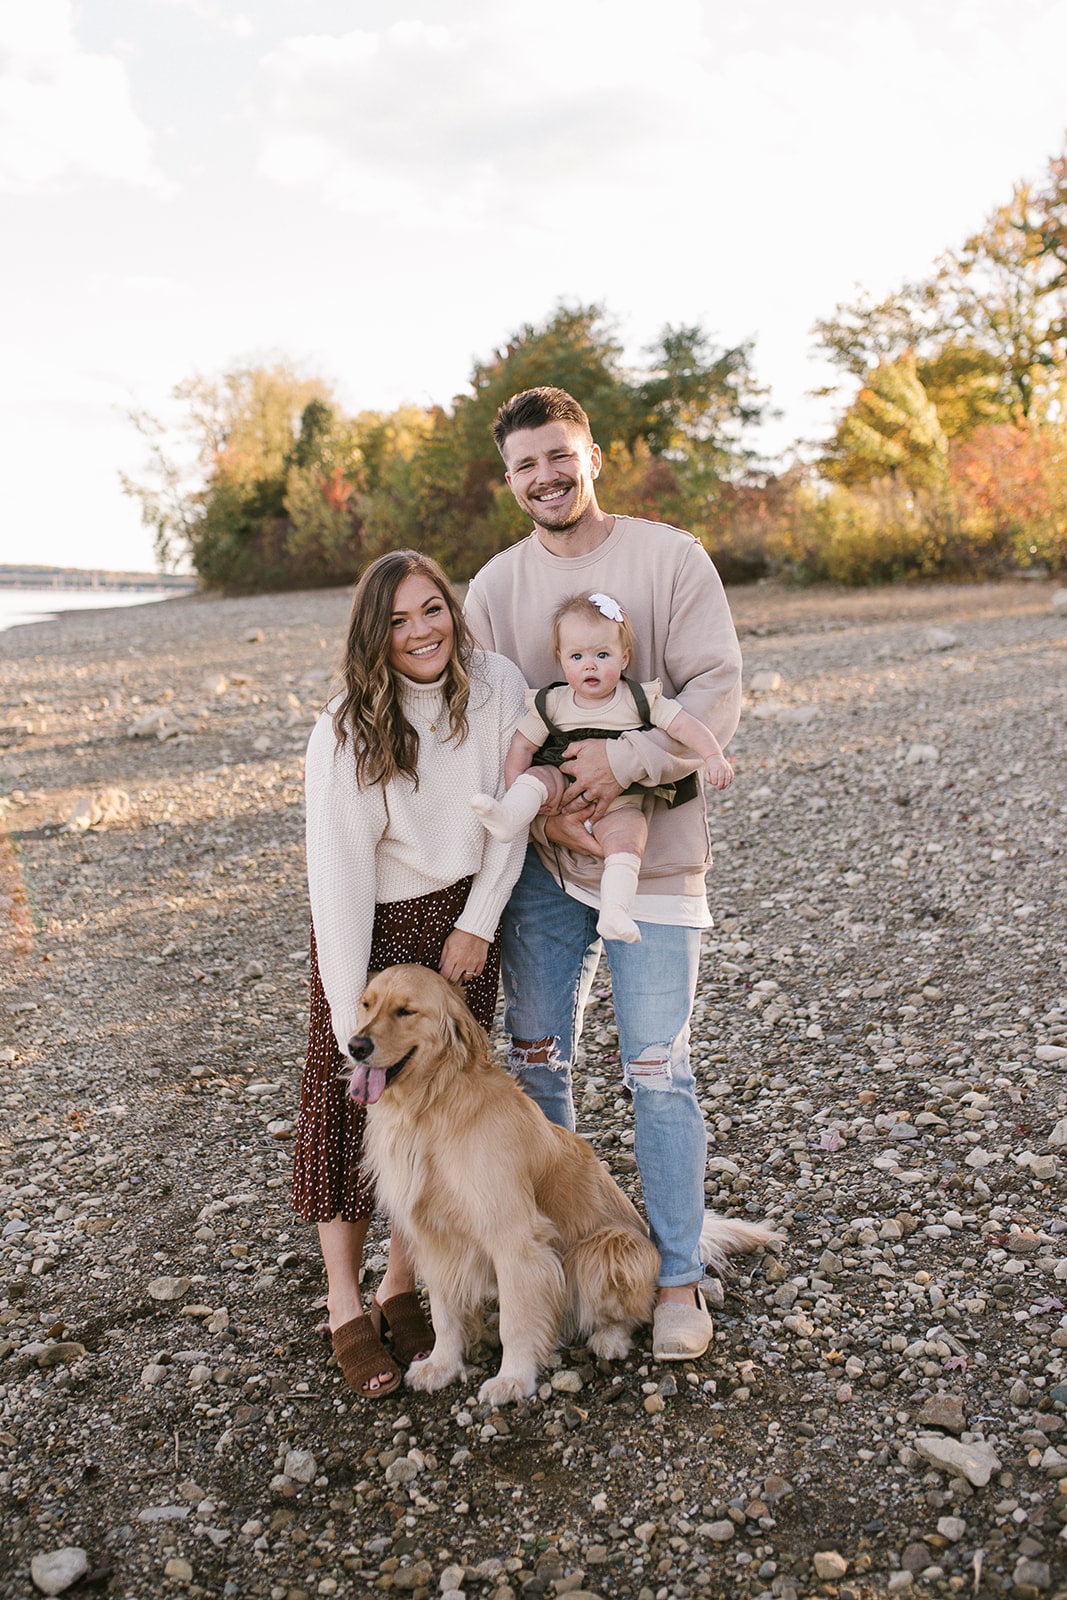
[0,587,190,635]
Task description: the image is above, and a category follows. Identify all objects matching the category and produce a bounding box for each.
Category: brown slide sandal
[331,1313,402,1397]
[372,1291,435,1365]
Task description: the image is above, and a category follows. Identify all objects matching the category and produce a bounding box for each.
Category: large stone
[916,1393,966,1434]
[914,1433,1001,1486]
[62,788,131,831]
[282,1449,317,1484]
[1012,1556,1051,1594]
[30,1548,89,1595]
[148,1276,190,1302]
[36,1342,86,1369]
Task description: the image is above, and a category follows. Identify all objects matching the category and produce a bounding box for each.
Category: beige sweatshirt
[465,516,742,904]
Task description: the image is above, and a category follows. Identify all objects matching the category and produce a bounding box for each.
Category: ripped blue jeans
[501,846,708,1285]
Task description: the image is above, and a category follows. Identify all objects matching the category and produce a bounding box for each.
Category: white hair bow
[589,592,624,622]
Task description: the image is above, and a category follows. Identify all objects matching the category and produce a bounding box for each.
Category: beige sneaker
[652,1287,713,1361]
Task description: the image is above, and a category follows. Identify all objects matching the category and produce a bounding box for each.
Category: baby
[472,592,733,943]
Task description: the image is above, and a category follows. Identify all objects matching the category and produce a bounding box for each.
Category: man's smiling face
[502,420,602,536]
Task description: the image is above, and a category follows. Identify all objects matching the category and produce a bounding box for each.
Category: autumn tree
[950,421,1067,572]
[284,400,367,584]
[815,138,1067,439]
[403,302,768,576]
[823,353,949,493]
[122,363,366,589]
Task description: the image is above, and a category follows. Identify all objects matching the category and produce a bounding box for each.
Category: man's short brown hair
[492,387,593,456]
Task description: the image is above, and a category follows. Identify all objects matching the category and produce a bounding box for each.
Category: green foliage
[768,479,950,585]
[123,364,368,590]
[823,353,950,495]
[414,302,769,576]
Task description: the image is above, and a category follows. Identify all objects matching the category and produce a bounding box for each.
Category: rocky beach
[1,578,1065,1600]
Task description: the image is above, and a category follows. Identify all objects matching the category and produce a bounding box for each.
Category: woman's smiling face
[388,573,455,682]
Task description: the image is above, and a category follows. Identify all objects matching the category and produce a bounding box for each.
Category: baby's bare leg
[592,803,648,944]
[593,806,648,859]
[534,767,568,809]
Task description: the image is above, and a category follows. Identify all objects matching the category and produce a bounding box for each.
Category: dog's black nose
[348,1034,372,1061]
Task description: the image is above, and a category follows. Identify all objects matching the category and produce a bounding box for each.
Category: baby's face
[557,614,629,701]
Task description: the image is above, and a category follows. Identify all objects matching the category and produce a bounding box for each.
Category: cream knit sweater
[305,650,527,1055]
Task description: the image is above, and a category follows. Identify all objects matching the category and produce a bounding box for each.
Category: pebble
[550,1369,583,1393]
[30,1548,89,1595]
[704,1520,735,1543]
[148,1276,191,1302]
[916,1393,966,1433]
[913,1434,1002,1486]
[36,1342,86,1369]
[282,1450,317,1484]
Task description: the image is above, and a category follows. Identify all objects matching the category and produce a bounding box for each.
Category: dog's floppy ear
[440,985,489,1062]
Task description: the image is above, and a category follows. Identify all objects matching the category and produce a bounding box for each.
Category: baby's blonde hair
[551,594,635,662]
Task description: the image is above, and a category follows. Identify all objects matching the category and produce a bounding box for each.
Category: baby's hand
[705,754,734,791]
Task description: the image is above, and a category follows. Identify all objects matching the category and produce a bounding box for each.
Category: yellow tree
[823,353,949,493]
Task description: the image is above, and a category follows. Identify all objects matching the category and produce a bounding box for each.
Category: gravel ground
[0,577,1065,1600]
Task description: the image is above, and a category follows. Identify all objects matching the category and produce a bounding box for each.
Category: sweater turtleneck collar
[397,672,447,709]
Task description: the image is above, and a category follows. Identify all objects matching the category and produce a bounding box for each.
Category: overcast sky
[3,0,1066,574]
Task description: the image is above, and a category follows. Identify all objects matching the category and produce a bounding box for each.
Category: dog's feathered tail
[699,1212,779,1277]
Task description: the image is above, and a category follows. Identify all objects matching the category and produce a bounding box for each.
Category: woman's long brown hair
[331,550,473,788]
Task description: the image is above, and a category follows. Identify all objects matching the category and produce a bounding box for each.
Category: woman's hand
[440,930,490,987]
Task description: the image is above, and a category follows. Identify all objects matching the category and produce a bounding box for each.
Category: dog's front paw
[587,1322,635,1362]
[405,1354,466,1393]
[477,1370,537,1407]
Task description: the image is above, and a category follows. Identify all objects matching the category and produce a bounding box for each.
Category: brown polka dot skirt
[290,876,501,1224]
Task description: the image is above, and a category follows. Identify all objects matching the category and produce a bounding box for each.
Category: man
[465,386,742,1359]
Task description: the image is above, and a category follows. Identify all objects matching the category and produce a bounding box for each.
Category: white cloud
[146,0,255,37]
[252,6,742,221]
[0,0,161,191]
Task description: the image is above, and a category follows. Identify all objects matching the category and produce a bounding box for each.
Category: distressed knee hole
[623,1044,673,1092]
[508,1036,565,1075]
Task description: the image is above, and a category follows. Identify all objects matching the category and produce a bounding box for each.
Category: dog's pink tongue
[347,1064,387,1105]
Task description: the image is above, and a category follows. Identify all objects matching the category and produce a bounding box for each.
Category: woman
[291,550,527,1397]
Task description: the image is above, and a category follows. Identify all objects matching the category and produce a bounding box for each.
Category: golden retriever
[346,963,773,1406]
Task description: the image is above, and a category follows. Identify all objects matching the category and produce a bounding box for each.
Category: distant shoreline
[0,563,197,593]
[0,586,194,635]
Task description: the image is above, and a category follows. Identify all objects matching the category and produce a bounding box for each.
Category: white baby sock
[597,852,642,943]
[471,773,546,841]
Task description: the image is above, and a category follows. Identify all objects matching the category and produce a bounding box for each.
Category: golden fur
[346,964,773,1405]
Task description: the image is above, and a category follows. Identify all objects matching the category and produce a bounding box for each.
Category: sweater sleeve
[305,712,387,1057]
[463,575,496,654]
[453,656,529,941]
[606,542,742,790]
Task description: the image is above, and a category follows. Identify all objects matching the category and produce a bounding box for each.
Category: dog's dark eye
[395,1006,414,1017]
